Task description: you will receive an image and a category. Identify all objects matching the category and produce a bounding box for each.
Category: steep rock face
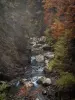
[0,0,43,79]
[0,0,31,79]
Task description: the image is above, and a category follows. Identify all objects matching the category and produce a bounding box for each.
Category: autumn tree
[42,0,75,90]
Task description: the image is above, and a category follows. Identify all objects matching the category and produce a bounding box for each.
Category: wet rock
[44,52,54,59]
[45,60,49,66]
[44,66,51,74]
[37,76,52,86]
[42,44,48,48]
[36,98,39,100]
[42,78,52,86]
[21,81,34,91]
[25,81,34,87]
[42,90,47,95]
[20,78,27,85]
[42,44,51,51]
[32,37,38,43]
[33,44,42,48]
[39,36,46,43]
[36,54,44,63]
[32,48,43,55]
[37,76,43,84]
[32,41,37,47]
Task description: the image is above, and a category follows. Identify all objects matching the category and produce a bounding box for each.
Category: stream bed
[8,36,54,100]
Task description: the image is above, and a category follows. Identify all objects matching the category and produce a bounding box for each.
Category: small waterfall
[31,76,39,87]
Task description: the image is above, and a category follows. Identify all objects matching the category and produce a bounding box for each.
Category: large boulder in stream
[44,52,54,59]
[36,98,40,100]
[37,76,52,86]
[36,54,44,63]
[42,44,51,51]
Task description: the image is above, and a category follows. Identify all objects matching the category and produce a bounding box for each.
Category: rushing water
[8,37,54,100]
[28,55,45,99]
[8,54,45,100]
[8,36,75,100]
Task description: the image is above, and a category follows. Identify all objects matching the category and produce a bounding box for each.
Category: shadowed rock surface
[0,0,43,79]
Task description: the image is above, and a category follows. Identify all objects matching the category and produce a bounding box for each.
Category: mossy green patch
[45,27,55,49]
[56,72,75,89]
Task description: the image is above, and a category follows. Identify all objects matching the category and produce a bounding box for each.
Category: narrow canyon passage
[8,36,54,100]
[0,0,75,100]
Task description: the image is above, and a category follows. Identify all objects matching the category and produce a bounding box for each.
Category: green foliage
[54,34,69,61]
[0,82,8,100]
[48,60,57,71]
[45,28,55,48]
[0,82,8,91]
[56,72,75,88]
[48,31,71,72]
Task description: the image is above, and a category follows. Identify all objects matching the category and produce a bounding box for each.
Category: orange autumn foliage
[51,21,64,38]
[42,0,75,38]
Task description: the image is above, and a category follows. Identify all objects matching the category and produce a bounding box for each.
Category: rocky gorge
[4,36,57,100]
[0,0,75,100]
[5,36,75,100]
[0,0,43,79]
